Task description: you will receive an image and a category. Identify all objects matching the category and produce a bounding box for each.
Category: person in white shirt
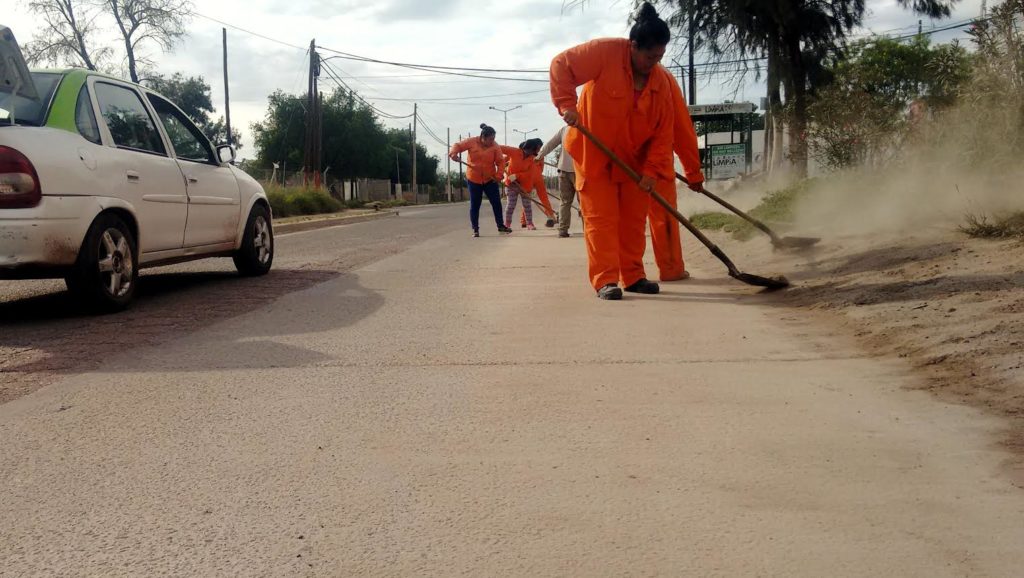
[537,125,577,238]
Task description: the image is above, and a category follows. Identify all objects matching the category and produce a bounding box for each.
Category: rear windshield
[0,72,62,127]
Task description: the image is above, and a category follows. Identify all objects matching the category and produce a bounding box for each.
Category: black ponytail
[480,123,496,138]
[630,2,671,50]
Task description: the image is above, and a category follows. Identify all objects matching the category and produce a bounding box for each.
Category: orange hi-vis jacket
[449,137,505,185]
[648,75,705,281]
[499,145,544,192]
[549,38,676,189]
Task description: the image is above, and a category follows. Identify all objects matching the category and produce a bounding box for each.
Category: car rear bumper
[0,196,97,278]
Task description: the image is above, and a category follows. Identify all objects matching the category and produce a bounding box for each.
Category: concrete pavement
[2,204,1023,576]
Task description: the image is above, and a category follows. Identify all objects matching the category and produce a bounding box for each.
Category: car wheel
[65,213,138,312]
[233,204,273,276]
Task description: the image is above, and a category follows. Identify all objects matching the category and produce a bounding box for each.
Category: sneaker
[597,284,623,300]
[499,226,513,234]
[521,222,527,228]
[624,278,660,294]
[545,219,555,228]
[526,224,537,231]
[473,231,480,238]
[558,230,571,238]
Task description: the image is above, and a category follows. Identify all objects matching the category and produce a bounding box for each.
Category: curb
[274,210,400,235]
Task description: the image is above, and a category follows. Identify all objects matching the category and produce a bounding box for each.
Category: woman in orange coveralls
[499,138,547,230]
[549,2,676,300]
[518,162,557,228]
[649,75,705,282]
[449,124,513,237]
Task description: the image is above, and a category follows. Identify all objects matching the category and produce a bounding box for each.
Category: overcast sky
[6,0,987,168]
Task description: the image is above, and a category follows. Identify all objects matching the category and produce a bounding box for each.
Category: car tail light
[0,146,42,209]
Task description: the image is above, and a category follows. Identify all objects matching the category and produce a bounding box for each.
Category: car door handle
[187,176,199,184]
[126,170,141,181]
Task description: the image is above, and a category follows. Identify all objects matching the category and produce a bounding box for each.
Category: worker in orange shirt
[649,75,705,282]
[517,162,557,228]
[499,138,546,229]
[549,2,676,300]
[449,124,513,237]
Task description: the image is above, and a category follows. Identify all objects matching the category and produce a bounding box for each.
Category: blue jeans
[468,180,503,232]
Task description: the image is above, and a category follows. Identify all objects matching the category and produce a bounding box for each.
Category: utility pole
[303,39,318,187]
[688,11,696,105]
[222,28,232,148]
[315,90,323,189]
[489,105,521,146]
[458,133,464,199]
[446,127,452,203]
[411,103,418,204]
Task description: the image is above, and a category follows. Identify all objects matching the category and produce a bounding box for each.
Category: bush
[960,212,1024,239]
[264,185,343,218]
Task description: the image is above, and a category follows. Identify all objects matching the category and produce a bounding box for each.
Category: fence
[255,168,471,205]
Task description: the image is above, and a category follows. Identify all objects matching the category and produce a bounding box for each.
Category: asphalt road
[2,203,1023,576]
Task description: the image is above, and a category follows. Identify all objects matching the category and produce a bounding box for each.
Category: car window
[93,82,166,155]
[147,94,215,164]
[75,86,101,144]
[0,72,61,127]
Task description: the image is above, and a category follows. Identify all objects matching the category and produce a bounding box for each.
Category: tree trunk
[766,35,785,175]
[63,0,96,70]
[784,33,809,179]
[108,0,138,82]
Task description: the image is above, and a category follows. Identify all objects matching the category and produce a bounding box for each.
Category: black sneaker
[473,231,480,238]
[521,223,527,228]
[597,284,623,300]
[624,278,660,294]
[558,230,571,238]
[499,226,513,234]
[545,219,555,228]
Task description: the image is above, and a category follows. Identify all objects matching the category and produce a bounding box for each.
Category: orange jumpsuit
[495,150,553,225]
[499,145,550,225]
[550,38,676,290]
[449,137,505,184]
[649,75,704,281]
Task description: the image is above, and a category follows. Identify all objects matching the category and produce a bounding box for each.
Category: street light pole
[489,105,521,146]
[512,128,538,142]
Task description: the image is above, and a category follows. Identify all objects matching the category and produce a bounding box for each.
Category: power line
[369,89,550,102]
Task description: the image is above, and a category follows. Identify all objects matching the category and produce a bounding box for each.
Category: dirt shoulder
[717,228,1024,476]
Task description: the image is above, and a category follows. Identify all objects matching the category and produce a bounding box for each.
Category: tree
[655,0,959,177]
[145,73,242,147]
[806,37,969,170]
[24,0,110,70]
[106,0,192,83]
[250,88,440,185]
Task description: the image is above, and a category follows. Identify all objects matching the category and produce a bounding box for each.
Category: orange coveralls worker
[550,38,675,291]
[649,75,705,281]
[450,137,505,184]
[499,145,549,227]
[518,163,556,227]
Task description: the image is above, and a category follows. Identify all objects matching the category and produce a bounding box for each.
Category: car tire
[233,204,273,276]
[65,213,139,312]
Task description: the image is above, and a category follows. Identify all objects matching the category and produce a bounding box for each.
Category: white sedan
[0,26,273,311]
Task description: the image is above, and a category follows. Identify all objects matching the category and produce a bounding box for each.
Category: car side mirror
[216,144,236,164]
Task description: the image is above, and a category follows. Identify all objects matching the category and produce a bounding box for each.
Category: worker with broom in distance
[516,161,558,229]
[549,1,677,300]
[537,125,577,238]
[650,72,705,282]
[449,124,513,237]
[498,138,547,230]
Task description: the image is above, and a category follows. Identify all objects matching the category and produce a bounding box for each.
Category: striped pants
[504,182,532,226]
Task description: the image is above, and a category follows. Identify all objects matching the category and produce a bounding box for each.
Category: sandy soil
[692,226,1024,483]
